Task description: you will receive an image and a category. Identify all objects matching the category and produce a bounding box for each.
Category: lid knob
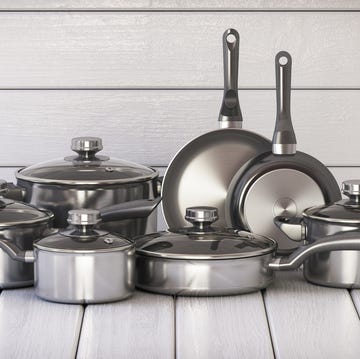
[71,137,103,157]
[342,180,360,198]
[67,209,101,226]
[185,207,219,224]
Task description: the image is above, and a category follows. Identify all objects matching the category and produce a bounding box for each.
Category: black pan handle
[218,28,243,128]
[272,51,297,155]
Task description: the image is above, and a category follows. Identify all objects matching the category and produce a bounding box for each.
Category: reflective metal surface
[136,253,275,296]
[34,247,135,303]
[162,28,271,228]
[136,206,276,296]
[17,176,159,237]
[226,51,341,254]
[12,137,160,237]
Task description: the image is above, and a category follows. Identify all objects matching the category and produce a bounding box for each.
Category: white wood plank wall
[0,1,359,211]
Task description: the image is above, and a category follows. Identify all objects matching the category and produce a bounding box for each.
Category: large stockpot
[135,207,360,296]
[275,180,360,288]
[225,51,341,254]
[0,181,54,288]
[0,209,135,304]
[11,136,160,238]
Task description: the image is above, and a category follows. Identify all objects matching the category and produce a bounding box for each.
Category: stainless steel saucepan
[225,51,341,254]
[0,209,135,303]
[7,136,161,238]
[275,179,360,288]
[135,207,360,296]
[0,181,54,288]
[161,28,271,229]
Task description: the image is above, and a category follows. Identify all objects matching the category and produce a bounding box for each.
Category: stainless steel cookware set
[0,28,359,303]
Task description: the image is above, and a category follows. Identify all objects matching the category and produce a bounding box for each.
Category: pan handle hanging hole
[279,56,288,66]
[226,33,236,44]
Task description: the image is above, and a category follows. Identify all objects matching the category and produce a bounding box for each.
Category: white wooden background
[1,1,360,358]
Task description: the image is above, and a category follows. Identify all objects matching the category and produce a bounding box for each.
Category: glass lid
[304,180,360,224]
[0,181,53,227]
[16,137,157,185]
[35,209,133,253]
[136,207,276,260]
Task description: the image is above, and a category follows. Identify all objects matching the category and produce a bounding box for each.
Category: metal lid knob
[67,209,101,226]
[185,207,219,224]
[342,180,360,197]
[71,137,103,154]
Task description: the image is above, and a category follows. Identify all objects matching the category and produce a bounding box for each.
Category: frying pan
[225,51,341,254]
[162,28,271,228]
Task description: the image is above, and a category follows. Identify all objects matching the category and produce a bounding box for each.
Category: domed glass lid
[304,180,360,224]
[136,207,276,260]
[35,209,133,253]
[0,181,53,227]
[16,137,157,185]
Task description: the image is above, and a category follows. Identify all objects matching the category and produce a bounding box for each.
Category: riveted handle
[218,28,243,128]
[272,51,297,155]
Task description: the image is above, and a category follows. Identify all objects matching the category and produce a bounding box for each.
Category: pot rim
[34,242,134,254]
[16,167,159,186]
[303,207,360,225]
[135,237,277,260]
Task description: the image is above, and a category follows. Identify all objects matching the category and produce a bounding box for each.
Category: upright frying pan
[225,51,341,254]
[162,29,271,228]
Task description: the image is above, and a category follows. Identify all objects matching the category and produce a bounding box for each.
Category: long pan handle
[272,51,297,155]
[218,28,243,129]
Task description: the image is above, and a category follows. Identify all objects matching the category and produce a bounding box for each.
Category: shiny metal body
[226,52,341,253]
[33,245,135,304]
[0,221,53,288]
[302,218,360,288]
[136,252,275,296]
[17,179,158,238]
[162,29,271,228]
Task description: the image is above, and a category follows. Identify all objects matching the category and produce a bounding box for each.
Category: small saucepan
[275,179,360,288]
[135,207,360,296]
[0,209,135,303]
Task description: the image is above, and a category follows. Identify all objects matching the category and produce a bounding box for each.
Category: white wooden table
[1,270,360,359]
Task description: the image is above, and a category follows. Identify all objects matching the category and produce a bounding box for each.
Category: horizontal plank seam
[0,9,360,13]
[1,87,360,91]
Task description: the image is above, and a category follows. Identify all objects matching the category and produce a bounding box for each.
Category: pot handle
[273,216,305,242]
[99,197,161,222]
[1,182,26,202]
[0,239,35,263]
[269,232,360,271]
[218,28,242,128]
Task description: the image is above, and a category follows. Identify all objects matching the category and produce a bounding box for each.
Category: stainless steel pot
[136,207,360,296]
[0,209,135,303]
[9,137,160,238]
[0,181,54,288]
[275,179,360,288]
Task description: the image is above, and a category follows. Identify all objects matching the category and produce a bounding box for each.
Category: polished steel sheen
[275,180,360,288]
[226,51,341,254]
[0,181,53,288]
[13,136,160,237]
[136,207,277,296]
[0,209,135,303]
[161,28,271,229]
